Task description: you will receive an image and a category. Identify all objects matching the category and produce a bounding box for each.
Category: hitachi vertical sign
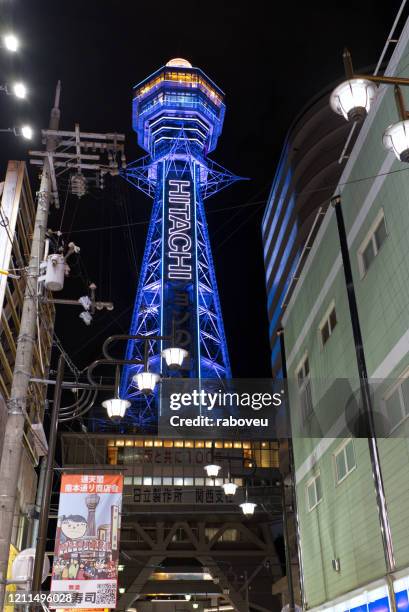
[163,170,197,373]
[166,178,193,281]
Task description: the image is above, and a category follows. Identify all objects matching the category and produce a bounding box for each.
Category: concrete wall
[0,393,7,459]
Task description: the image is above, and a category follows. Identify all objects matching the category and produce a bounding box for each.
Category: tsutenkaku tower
[120,58,242,428]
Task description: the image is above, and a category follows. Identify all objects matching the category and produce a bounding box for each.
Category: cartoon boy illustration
[60,515,88,541]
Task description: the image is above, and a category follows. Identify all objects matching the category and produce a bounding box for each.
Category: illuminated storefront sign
[50,474,123,609]
[121,446,242,465]
[132,486,244,505]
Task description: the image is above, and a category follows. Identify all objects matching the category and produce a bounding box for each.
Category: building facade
[281,16,409,612]
[262,86,360,376]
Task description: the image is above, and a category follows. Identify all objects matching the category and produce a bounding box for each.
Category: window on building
[297,354,313,423]
[205,528,239,542]
[306,473,322,511]
[319,303,337,346]
[383,374,409,432]
[334,439,356,484]
[15,512,29,551]
[358,210,388,276]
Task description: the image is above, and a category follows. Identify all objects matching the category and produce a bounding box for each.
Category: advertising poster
[50,474,123,609]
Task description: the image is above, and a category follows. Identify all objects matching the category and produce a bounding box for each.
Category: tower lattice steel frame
[120,58,243,428]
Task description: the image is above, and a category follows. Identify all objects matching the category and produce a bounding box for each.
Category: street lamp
[33,330,188,594]
[162,347,188,369]
[0,82,28,99]
[222,481,238,496]
[102,398,130,419]
[0,126,33,139]
[126,325,188,393]
[102,366,131,419]
[204,442,221,478]
[21,125,33,140]
[330,78,376,122]
[3,34,19,52]
[221,459,237,496]
[12,82,27,99]
[133,371,160,394]
[161,319,188,369]
[240,485,257,516]
[204,463,221,478]
[239,501,257,516]
[330,49,409,162]
[204,448,259,505]
[383,120,409,162]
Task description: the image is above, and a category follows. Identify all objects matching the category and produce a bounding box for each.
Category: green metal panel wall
[281,24,409,609]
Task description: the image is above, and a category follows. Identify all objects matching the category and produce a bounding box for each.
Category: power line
[58,161,409,238]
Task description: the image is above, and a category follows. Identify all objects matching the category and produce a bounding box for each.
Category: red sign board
[50,474,123,609]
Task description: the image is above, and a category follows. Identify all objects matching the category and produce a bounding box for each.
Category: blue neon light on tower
[120,58,243,428]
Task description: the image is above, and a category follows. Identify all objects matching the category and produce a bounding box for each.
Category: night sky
[0,0,404,379]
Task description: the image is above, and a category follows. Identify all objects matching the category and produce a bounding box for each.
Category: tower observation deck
[120,58,243,429]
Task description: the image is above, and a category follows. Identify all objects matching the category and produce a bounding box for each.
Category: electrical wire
[57,179,71,238]
[69,303,133,358]
[52,332,81,378]
[54,161,409,240]
[115,180,140,280]
[216,202,266,251]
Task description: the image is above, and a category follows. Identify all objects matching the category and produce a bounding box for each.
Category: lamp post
[2,34,19,52]
[203,451,260,515]
[31,329,188,594]
[217,456,293,609]
[239,484,257,517]
[204,442,222,479]
[327,47,401,580]
[31,352,113,593]
[0,82,28,99]
[222,459,238,497]
[31,354,65,593]
[0,126,33,139]
[208,433,298,611]
[330,195,395,576]
[280,478,295,612]
[330,49,409,162]
[102,367,131,419]
[277,329,305,610]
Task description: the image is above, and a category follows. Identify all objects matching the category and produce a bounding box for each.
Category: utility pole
[331,196,396,577]
[0,81,61,608]
[0,80,125,606]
